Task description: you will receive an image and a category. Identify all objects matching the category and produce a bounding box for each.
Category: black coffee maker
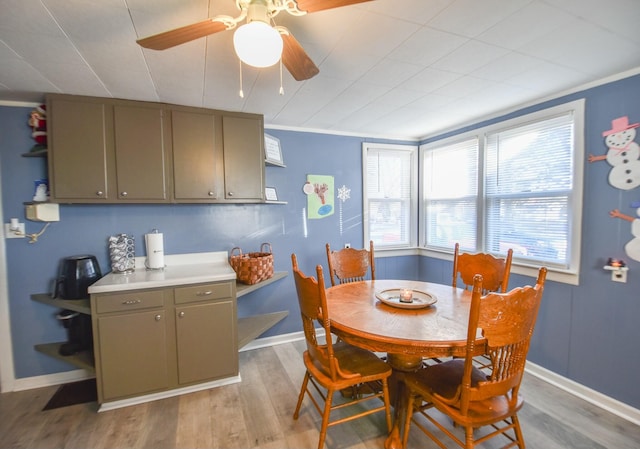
[56,310,93,356]
[53,255,101,357]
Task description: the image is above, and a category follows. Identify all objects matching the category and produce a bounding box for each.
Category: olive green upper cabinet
[47,94,265,204]
[47,94,170,203]
[113,102,170,202]
[171,107,218,201]
[222,113,265,202]
[47,95,113,201]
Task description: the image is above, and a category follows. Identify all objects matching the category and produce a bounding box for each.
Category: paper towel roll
[145,232,164,269]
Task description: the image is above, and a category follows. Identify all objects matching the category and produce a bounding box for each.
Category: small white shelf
[265,160,286,168]
[603,265,628,271]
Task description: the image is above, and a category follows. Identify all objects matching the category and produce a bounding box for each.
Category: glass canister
[108,233,135,273]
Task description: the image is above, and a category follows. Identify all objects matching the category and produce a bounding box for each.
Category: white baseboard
[240,330,306,352]
[97,375,241,412]
[10,331,308,391]
[526,362,640,427]
[12,368,93,392]
[10,334,639,428]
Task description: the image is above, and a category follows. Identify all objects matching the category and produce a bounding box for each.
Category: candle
[400,288,413,303]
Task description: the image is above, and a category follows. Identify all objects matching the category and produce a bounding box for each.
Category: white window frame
[419,99,585,285]
[363,142,418,250]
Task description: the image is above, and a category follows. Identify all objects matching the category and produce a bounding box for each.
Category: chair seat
[305,342,392,389]
[404,359,524,427]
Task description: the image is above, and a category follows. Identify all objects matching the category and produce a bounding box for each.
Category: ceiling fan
[136,0,372,81]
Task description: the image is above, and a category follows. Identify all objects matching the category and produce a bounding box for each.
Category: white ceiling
[1,0,640,140]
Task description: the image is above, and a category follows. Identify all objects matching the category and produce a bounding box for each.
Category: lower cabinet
[97,307,170,400]
[91,281,237,404]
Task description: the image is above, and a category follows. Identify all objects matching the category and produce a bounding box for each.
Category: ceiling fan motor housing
[246,0,271,25]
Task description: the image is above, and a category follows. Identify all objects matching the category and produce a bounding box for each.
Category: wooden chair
[444,243,515,369]
[291,253,392,449]
[326,240,375,287]
[402,267,547,449]
[452,242,513,294]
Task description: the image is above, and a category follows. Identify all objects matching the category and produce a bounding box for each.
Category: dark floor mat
[42,378,97,411]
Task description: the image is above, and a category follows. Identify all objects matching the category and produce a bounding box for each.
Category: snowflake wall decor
[337,185,350,202]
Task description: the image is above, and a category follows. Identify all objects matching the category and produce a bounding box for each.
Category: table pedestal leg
[384,353,423,449]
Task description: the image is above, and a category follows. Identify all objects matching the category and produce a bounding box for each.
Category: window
[420,100,584,283]
[363,143,418,249]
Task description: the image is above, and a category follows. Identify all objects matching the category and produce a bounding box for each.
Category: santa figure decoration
[589,116,640,190]
[28,104,47,152]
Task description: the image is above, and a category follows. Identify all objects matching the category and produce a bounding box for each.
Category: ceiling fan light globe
[233,21,283,68]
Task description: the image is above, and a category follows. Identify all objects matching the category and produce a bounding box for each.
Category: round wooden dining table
[325,279,482,449]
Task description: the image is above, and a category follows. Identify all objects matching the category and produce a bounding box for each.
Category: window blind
[366,148,412,247]
[485,112,573,266]
[423,138,479,251]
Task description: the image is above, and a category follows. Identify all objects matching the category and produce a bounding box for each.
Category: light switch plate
[5,223,25,238]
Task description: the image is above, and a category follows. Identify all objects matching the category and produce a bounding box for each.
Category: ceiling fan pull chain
[279,59,284,95]
[239,59,244,98]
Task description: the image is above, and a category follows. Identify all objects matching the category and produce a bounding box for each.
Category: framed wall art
[265,187,279,201]
[264,133,285,166]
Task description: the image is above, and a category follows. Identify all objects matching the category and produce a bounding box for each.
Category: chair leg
[318,387,334,449]
[464,425,474,449]
[512,414,525,449]
[381,378,392,432]
[294,372,311,419]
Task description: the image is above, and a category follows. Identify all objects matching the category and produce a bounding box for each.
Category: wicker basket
[229,243,274,285]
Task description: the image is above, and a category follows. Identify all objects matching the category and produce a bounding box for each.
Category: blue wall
[2,72,640,410]
[416,73,640,410]
[0,112,412,380]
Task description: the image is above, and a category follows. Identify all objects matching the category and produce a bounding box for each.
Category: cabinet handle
[208,191,215,197]
[196,291,213,296]
[121,191,128,197]
[178,311,185,318]
[96,190,104,197]
[122,299,142,305]
[227,191,234,196]
[155,314,162,321]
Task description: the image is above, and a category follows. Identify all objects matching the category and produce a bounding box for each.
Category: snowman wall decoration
[589,116,640,190]
[610,202,640,262]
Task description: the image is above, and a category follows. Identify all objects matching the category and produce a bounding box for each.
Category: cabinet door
[175,300,238,385]
[172,109,218,200]
[113,104,169,201]
[222,115,265,201]
[97,310,169,400]
[48,97,112,201]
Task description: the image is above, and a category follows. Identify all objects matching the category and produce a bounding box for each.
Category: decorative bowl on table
[375,289,437,309]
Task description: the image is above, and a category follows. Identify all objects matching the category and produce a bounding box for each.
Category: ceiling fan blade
[281,32,319,81]
[137,19,228,50]
[295,0,373,13]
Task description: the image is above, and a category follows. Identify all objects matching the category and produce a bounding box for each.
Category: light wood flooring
[1,339,639,449]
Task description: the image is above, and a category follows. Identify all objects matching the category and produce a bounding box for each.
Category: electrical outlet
[611,269,627,283]
[5,223,25,239]
[344,243,351,248]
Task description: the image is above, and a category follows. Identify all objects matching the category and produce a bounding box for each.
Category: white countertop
[88,251,236,294]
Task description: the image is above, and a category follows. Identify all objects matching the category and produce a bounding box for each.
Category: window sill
[376,247,579,286]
